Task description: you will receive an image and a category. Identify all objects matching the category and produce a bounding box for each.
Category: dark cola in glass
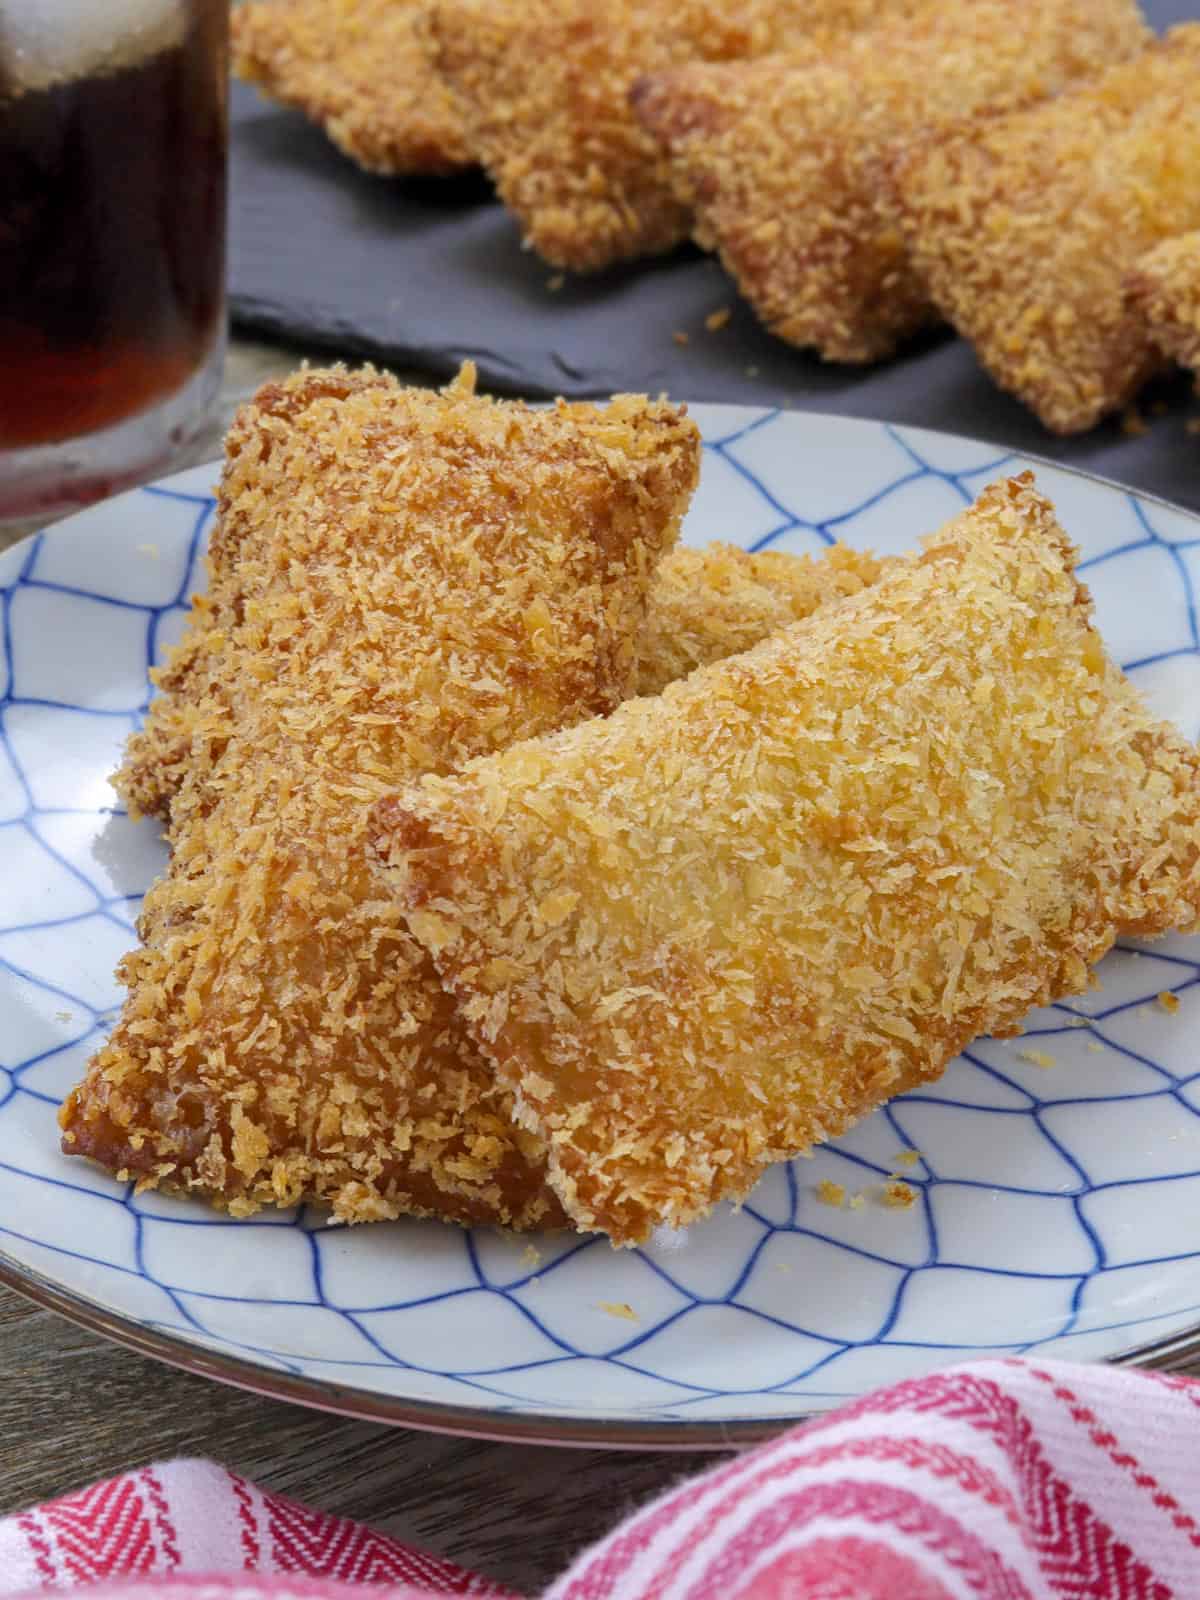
[0,0,228,518]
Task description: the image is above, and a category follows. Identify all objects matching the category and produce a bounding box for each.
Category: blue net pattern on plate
[2,411,1200,1428]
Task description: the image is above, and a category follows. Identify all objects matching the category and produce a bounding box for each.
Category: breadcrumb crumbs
[817,1179,846,1207]
[848,1192,866,1211]
[1121,406,1148,437]
[137,543,159,560]
[893,1149,921,1167]
[431,0,920,271]
[636,0,1147,364]
[1158,990,1181,1014]
[1187,418,1200,434]
[672,330,690,346]
[1019,1048,1057,1069]
[233,0,472,176]
[1128,231,1200,379]
[521,1243,542,1267]
[882,1180,917,1210]
[705,307,732,332]
[896,27,1200,432]
[598,1301,638,1321]
[1086,1041,1104,1054]
[546,274,565,292]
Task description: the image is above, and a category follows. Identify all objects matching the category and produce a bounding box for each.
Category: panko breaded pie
[1128,231,1200,380]
[635,542,886,696]
[233,0,471,176]
[895,25,1200,434]
[60,367,700,1228]
[375,475,1200,1246]
[122,529,887,822]
[428,0,923,273]
[632,0,1150,364]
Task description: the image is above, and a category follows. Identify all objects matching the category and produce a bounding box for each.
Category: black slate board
[229,0,1200,510]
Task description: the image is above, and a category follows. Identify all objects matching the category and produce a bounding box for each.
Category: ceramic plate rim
[4,404,1200,1450]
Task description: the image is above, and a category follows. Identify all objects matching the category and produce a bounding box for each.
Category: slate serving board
[229,0,1199,509]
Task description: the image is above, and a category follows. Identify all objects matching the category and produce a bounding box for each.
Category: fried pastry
[233,0,471,176]
[376,474,1200,1245]
[60,366,700,1228]
[895,26,1200,433]
[1128,232,1200,380]
[634,541,886,697]
[632,0,1149,363]
[428,0,923,272]
[122,533,887,821]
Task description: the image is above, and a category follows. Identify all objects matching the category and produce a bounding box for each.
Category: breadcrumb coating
[123,535,887,821]
[635,542,885,697]
[427,0,923,273]
[60,366,700,1229]
[633,0,1149,364]
[895,26,1200,434]
[233,0,471,176]
[375,474,1200,1245]
[1128,231,1200,379]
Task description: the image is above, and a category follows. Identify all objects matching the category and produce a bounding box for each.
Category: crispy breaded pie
[895,25,1200,433]
[376,474,1200,1245]
[234,0,472,175]
[1128,231,1200,380]
[632,0,1149,363]
[428,0,925,272]
[61,366,700,1228]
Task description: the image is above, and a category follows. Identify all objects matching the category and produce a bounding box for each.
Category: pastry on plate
[61,365,700,1229]
[376,474,1200,1245]
[124,524,886,820]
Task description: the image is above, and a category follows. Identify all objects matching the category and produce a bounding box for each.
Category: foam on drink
[0,0,226,450]
[0,0,187,93]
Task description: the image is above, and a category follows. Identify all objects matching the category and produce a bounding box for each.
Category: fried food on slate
[233,0,471,176]
[122,531,887,821]
[634,542,886,697]
[375,474,1200,1245]
[632,0,1149,365]
[61,366,700,1228]
[1128,232,1200,381]
[895,26,1200,435]
[428,0,924,273]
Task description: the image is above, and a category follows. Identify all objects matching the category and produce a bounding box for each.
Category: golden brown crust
[122,534,889,822]
[375,474,1200,1245]
[894,26,1200,434]
[428,0,923,273]
[634,541,886,697]
[61,366,700,1229]
[633,0,1149,363]
[1128,231,1200,378]
[233,0,472,176]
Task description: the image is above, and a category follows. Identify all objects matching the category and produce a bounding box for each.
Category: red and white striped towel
[4,1358,1200,1599]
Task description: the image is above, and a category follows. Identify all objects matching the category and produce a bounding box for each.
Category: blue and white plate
[3,408,1200,1449]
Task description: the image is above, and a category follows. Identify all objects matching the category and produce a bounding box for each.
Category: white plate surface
[3,407,1200,1447]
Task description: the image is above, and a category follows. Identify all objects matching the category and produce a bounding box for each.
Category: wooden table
[0,335,722,1596]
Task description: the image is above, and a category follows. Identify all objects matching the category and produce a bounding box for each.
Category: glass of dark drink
[0,0,228,520]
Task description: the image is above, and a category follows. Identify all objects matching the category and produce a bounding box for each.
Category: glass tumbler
[0,0,228,520]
